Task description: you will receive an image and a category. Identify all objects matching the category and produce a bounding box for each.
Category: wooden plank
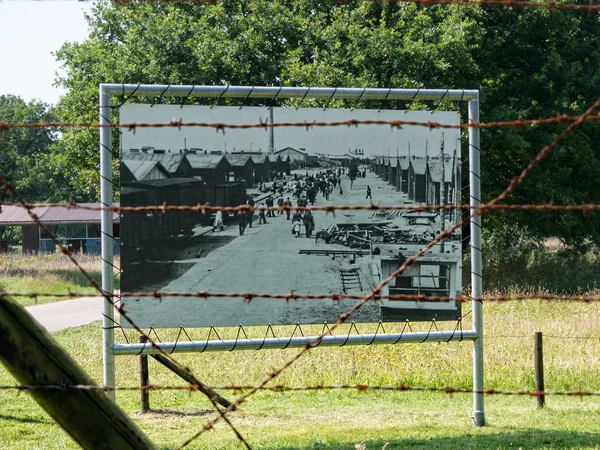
[0,294,157,450]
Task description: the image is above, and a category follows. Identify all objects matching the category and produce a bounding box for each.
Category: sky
[0,1,94,105]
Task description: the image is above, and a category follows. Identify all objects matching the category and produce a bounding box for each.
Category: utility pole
[440,133,446,253]
[268,107,275,155]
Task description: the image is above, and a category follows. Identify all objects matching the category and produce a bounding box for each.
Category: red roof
[0,203,120,225]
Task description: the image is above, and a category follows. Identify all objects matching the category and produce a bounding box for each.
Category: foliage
[52,0,600,245]
[479,221,600,293]
[0,95,74,203]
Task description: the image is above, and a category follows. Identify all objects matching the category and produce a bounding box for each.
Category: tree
[0,95,72,203]
[54,0,600,245]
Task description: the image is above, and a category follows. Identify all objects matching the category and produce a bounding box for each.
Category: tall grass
[0,252,119,306]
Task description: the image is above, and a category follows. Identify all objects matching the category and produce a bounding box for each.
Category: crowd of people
[213,167,358,237]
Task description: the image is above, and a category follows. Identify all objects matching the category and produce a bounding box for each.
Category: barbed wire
[175,94,600,449]
[0,174,252,449]
[105,0,600,13]
[5,291,600,303]
[2,90,600,448]
[2,113,600,134]
[1,383,599,397]
[4,198,600,215]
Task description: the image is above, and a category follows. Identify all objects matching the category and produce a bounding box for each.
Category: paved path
[26,297,103,333]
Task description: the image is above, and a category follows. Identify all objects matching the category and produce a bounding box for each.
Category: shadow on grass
[0,413,54,425]
[272,429,600,450]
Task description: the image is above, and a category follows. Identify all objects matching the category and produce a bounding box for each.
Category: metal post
[469,94,485,426]
[100,85,116,401]
[534,332,545,408]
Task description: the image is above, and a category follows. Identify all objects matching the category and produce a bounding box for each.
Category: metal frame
[100,84,484,425]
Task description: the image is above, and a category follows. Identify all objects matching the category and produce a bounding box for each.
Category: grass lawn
[0,253,119,306]
[1,299,600,449]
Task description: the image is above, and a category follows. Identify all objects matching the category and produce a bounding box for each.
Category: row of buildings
[372,155,461,209]
[274,147,362,168]
[123,150,292,187]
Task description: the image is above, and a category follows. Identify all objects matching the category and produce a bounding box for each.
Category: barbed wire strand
[1,383,599,397]
[2,95,599,448]
[4,291,600,304]
[175,95,600,449]
[2,113,600,134]
[5,198,600,215]
[0,176,252,449]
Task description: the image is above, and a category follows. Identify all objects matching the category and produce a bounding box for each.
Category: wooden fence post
[139,335,150,413]
[0,294,157,450]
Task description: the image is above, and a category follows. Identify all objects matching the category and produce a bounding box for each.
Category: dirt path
[25,297,103,333]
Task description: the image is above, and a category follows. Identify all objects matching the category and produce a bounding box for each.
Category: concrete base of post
[472,410,486,426]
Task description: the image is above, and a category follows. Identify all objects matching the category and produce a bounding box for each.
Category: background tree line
[3,0,600,249]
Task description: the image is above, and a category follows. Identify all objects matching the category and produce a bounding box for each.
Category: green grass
[0,253,119,306]
[1,299,600,449]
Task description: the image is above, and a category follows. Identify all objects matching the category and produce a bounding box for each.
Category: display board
[119,105,461,328]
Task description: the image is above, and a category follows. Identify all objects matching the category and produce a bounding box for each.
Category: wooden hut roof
[185,154,226,169]
[409,157,427,175]
[122,160,171,181]
[427,158,456,183]
[225,154,253,167]
[398,156,410,170]
[124,151,184,173]
[251,154,269,164]
[0,204,120,226]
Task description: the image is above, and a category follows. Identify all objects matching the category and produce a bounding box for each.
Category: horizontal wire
[0,176,250,446]
[2,113,600,133]
[1,383,599,397]
[4,198,600,214]
[4,291,600,303]
[2,93,599,449]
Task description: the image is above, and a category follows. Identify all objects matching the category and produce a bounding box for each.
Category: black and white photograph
[119,105,463,328]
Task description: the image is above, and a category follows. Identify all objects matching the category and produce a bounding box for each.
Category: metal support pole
[469,95,485,426]
[534,332,545,408]
[113,330,479,355]
[100,85,116,401]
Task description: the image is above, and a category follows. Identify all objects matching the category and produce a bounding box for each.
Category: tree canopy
[48,0,600,245]
[0,95,72,203]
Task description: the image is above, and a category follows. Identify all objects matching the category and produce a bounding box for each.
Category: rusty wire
[2,113,600,134]
[0,176,252,449]
[4,199,600,215]
[175,95,600,449]
[104,0,600,13]
[2,91,600,448]
[1,383,599,397]
[6,290,600,304]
